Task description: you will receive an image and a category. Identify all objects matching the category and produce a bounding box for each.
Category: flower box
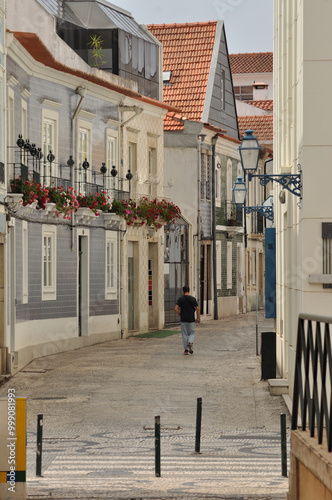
[19,200,38,216]
[103,213,123,230]
[75,207,95,224]
[40,203,57,219]
[6,193,23,212]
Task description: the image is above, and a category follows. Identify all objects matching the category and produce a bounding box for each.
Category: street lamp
[238,129,302,199]
[232,176,247,205]
[239,129,261,173]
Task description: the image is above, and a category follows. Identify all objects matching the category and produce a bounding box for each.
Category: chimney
[253,82,269,100]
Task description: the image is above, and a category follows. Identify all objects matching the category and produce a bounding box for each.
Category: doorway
[78,235,89,337]
[200,242,211,316]
[164,221,189,324]
[128,241,135,331]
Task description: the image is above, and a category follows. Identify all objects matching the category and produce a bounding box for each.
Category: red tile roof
[246,99,273,111]
[148,22,217,130]
[10,31,179,113]
[238,115,273,144]
[229,52,273,74]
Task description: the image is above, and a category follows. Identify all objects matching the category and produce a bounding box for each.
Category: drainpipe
[211,134,218,320]
[71,87,87,250]
[197,134,205,304]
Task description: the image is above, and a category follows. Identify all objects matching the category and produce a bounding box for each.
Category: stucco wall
[288,430,332,500]
[274,0,332,388]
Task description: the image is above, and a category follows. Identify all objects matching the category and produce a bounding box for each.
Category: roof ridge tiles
[230,51,273,56]
[147,21,217,28]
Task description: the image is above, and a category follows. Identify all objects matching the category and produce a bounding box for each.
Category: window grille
[206,154,212,200]
[322,223,332,288]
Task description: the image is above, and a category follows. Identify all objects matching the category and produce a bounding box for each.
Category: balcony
[224,201,243,227]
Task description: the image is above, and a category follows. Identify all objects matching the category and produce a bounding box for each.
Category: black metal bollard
[195,397,202,453]
[280,413,287,477]
[155,415,161,477]
[36,414,43,476]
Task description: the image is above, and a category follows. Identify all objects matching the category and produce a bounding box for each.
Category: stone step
[268,378,289,395]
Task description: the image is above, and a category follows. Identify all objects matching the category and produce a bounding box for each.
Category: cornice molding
[21,88,31,99]
[40,98,62,109]
[7,74,18,87]
[78,109,96,121]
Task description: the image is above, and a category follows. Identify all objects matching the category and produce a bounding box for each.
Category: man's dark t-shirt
[176,295,198,323]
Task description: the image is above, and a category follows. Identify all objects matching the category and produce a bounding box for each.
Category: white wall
[233,73,273,100]
[274,0,332,392]
[236,100,269,116]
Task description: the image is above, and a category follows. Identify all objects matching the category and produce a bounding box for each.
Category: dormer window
[163,71,172,85]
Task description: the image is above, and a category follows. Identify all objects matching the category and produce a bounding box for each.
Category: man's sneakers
[184,343,193,355]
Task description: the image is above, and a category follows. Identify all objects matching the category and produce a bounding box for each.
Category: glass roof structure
[37,0,152,41]
[36,0,160,99]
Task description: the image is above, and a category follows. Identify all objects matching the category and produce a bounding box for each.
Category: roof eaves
[10,31,180,113]
[203,122,227,134]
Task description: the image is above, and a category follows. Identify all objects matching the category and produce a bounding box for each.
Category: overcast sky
[116,0,273,54]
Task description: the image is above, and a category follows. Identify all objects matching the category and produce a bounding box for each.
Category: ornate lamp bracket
[245,205,274,222]
[248,164,302,201]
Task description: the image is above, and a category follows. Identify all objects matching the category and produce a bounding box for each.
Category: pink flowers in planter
[9,177,182,227]
[111,197,181,229]
[48,185,80,220]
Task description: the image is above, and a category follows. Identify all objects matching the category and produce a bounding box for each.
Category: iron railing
[8,136,132,201]
[11,162,131,202]
[225,200,243,227]
[292,313,332,452]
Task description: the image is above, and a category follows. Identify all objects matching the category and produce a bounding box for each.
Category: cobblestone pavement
[0,312,290,499]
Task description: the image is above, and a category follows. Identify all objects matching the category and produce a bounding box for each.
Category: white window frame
[227,241,232,289]
[129,141,137,198]
[215,163,221,207]
[7,87,15,168]
[0,75,3,167]
[105,233,117,298]
[0,8,4,68]
[148,146,157,196]
[77,119,92,194]
[216,240,222,289]
[226,158,233,202]
[42,108,59,183]
[252,250,257,286]
[22,221,28,304]
[106,129,118,192]
[247,250,251,288]
[21,99,28,140]
[42,225,57,301]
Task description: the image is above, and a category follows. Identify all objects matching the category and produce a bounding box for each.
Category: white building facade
[1,0,171,375]
[274,0,332,393]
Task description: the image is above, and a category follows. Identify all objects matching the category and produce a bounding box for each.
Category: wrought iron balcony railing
[9,161,130,201]
[225,201,243,227]
[292,313,332,452]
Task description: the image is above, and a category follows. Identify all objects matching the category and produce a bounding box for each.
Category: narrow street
[1,312,289,499]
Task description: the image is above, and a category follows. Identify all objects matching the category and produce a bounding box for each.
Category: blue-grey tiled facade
[8,52,121,327]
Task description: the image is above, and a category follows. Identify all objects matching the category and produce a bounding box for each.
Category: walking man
[174,286,200,355]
